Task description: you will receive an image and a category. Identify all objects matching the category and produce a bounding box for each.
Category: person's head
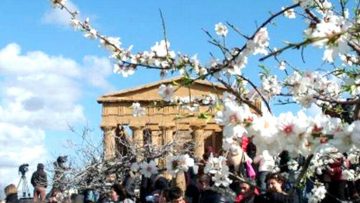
[37,163,45,171]
[166,187,185,203]
[111,183,127,201]
[239,182,254,198]
[4,184,17,196]
[158,189,168,203]
[266,173,286,193]
[199,174,211,190]
[153,176,169,191]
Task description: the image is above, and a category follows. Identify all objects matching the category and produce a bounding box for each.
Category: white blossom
[279,61,286,70]
[305,12,352,62]
[158,84,175,102]
[212,168,232,187]
[223,124,247,139]
[202,94,216,105]
[100,37,121,53]
[113,63,135,77]
[84,28,97,39]
[293,0,313,8]
[151,40,175,58]
[247,27,269,55]
[166,154,195,177]
[341,169,355,181]
[349,120,360,145]
[261,75,282,96]
[204,154,227,174]
[70,18,81,30]
[251,113,278,145]
[140,160,158,178]
[130,162,140,172]
[287,159,299,171]
[214,22,228,37]
[308,183,327,203]
[282,7,296,19]
[131,102,146,117]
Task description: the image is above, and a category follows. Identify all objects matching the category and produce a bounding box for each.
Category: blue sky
[0,0,327,195]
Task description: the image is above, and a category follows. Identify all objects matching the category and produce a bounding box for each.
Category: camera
[19,164,29,176]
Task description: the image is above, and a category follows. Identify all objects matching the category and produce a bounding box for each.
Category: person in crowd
[4,184,19,203]
[254,173,298,203]
[145,176,169,203]
[246,136,257,161]
[320,150,347,202]
[184,166,200,203]
[159,188,169,203]
[48,188,61,203]
[162,186,186,203]
[111,183,135,203]
[198,174,211,192]
[84,189,99,203]
[70,193,85,203]
[122,174,136,201]
[199,187,232,203]
[198,174,232,203]
[253,150,275,193]
[31,163,48,202]
[235,181,258,203]
[227,144,252,177]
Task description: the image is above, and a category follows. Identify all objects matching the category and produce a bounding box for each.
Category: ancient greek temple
[97,77,240,161]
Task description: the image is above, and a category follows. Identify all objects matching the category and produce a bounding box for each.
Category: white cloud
[42,0,78,27]
[0,43,85,130]
[83,55,114,91]
[0,123,47,199]
[0,43,113,197]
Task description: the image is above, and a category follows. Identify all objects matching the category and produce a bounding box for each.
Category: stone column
[151,130,161,147]
[159,123,175,145]
[101,126,116,160]
[129,123,145,148]
[158,123,175,172]
[191,122,206,160]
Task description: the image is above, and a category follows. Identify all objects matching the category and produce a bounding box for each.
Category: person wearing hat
[31,163,48,202]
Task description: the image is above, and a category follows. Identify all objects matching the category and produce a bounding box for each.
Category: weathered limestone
[190,121,207,160]
[102,126,116,160]
[129,122,145,147]
[159,122,176,145]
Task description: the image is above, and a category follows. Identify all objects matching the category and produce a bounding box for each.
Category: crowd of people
[2,136,360,203]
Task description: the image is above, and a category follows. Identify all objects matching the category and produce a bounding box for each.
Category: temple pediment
[97,76,226,103]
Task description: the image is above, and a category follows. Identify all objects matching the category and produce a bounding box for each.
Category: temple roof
[97,76,226,103]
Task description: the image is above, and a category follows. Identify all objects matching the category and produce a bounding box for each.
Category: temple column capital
[158,122,176,130]
[101,125,116,131]
[190,121,207,130]
[129,121,145,130]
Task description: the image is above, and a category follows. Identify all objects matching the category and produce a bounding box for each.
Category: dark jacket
[199,189,232,203]
[5,193,19,203]
[254,192,298,203]
[31,170,48,188]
